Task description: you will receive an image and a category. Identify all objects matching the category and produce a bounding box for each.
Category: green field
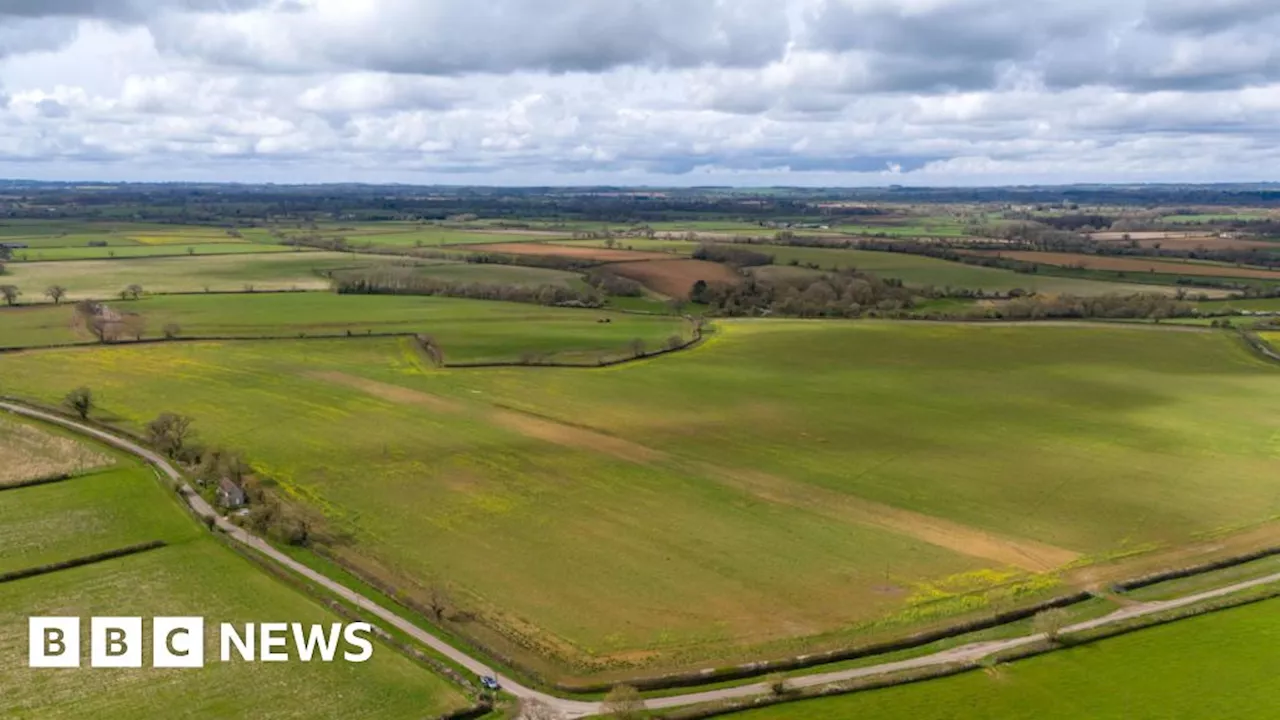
[0,466,199,575]
[0,293,688,361]
[0,539,468,718]
[0,252,389,302]
[7,243,305,262]
[406,262,587,288]
[734,245,1182,295]
[1162,213,1269,223]
[341,227,555,248]
[2,322,1277,679]
[0,418,469,718]
[725,596,1280,720]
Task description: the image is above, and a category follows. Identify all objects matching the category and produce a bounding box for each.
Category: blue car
[480,676,501,691]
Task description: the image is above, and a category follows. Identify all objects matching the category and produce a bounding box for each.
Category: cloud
[0,0,1279,185]
[151,0,793,76]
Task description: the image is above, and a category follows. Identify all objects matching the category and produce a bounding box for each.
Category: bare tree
[0,284,20,306]
[45,285,68,304]
[147,413,195,458]
[628,338,646,358]
[1034,608,1071,642]
[120,313,146,341]
[63,387,94,420]
[163,323,182,340]
[426,585,450,623]
[123,284,144,300]
[602,685,644,719]
[665,335,684,351]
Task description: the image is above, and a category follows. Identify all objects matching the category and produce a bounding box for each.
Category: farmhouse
[217,478,247,509]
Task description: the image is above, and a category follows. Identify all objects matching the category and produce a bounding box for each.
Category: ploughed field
[0,417,469,719]
[726,596,1280,720]
[2,321,1278,682]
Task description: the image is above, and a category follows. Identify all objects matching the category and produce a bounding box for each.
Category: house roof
[218,478,245,498]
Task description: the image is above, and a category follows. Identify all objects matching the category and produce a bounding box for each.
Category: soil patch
[605,259,743,299]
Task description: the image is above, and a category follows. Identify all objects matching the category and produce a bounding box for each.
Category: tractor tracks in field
[8,399,1280,720]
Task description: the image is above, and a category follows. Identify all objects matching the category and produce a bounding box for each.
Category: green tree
[63,387,94,420]
[45,285,67,304]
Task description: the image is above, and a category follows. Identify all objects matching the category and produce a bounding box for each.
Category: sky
[0,0,1279,186]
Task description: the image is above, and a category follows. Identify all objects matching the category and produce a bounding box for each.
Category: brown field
[463,242,668,262]
[1091,232,1280,251]
[606,259,743,298]
[1089,231,1205,241]
[970,251,1280,281]
[0,416,112,486]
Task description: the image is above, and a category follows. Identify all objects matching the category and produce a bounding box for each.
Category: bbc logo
[30,617,204,669]
[30,617,373,668]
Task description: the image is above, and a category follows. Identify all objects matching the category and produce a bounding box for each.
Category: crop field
[559,238,700,253]
[606,259,743,298]
[0,293,687,360]
[972,251,1280,281]
[0,539,469,718]
[728,245,1183,295]
[7,243,303,262]
[0,416,112,485]
[0,466,198,574]
[0,252,389,301]
[406,262,587,288]
[2,322,1277,679]
[466,242,668,262]
[340,228,556,248]
[727,596,1280,720]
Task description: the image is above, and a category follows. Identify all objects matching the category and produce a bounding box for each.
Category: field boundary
[11,399,1280,718]
[0,540,168,585]
[0,471,75,492]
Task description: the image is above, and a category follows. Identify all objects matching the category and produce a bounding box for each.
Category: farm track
[8,400,1280,718]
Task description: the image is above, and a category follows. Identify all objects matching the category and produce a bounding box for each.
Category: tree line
[331,268,605,307]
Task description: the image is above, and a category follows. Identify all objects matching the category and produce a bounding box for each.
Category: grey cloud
[152,0,792,75]
[0,0,269,21]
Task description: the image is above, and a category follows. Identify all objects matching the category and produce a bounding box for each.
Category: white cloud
[0,0,1278,184]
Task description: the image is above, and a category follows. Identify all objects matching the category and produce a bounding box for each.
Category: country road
[6,399,1280,719]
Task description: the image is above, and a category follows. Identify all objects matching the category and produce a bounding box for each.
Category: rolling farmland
[0,416,470,718]
[725,596,1280,720]
[2,321,1277,680]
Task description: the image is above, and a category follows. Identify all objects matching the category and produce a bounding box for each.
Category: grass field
[340,227,556,248]
[0,293,688,361]
[727,245,1185,295]
[1,252,389,302]
[0,415,112,485]
[973,250,1280,281]
[2,322,1277,679]
[0,539,469,718]
[724,596,1280,720]
[0,416,469,718]
[406,262,587,288]
[0,466,198,574]
[7,244,305,262]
